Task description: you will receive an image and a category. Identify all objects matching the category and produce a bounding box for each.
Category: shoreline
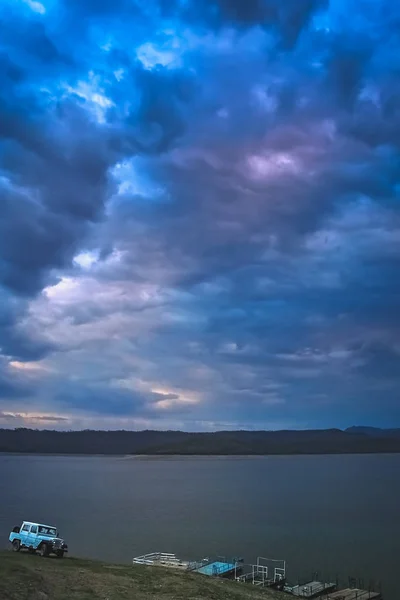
[1,450,400,457]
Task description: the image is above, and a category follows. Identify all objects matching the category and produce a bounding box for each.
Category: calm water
[0,454,399,599]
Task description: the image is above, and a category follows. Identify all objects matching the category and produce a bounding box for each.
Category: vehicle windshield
[38,526,57,537]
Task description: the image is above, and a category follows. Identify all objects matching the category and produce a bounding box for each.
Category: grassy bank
[0,551,290,600]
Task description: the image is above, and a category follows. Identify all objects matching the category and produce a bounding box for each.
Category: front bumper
[52,541,68,552]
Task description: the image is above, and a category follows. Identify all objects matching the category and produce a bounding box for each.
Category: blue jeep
[9,521,68,557]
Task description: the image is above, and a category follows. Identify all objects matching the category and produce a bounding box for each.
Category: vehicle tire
[12,540,20,552]
[56,550,64,558]
[39,544,49,558]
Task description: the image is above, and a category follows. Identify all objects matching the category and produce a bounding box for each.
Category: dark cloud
[160,0,327,47]
[58,0,327,46]
[118,66,198,154]
[0,288,54,360]
[63,0,141,17]
[0,377,27,400]
[56,384,172,417]
[0,357,32,400]
[0,324,55,362]
[326,36,372,106]
[0,53,25,85]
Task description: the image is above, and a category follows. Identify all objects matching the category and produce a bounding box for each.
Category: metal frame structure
[236,556,286,587]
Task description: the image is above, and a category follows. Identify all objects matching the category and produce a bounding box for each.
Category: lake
[0,453,398,598]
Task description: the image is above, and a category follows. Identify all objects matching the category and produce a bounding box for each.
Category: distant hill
[1,427,400,455]
[345,426,400,437]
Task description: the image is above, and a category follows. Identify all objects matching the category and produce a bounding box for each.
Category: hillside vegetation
[0,551,289,600]
[1,427,400,455]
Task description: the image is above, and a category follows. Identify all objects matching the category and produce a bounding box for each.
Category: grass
[0,550,290,600]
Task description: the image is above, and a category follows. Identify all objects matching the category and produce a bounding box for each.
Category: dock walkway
[323,589,381,600]
[195,561,237,577]
[132,552,189,570]
[289,581,337,597]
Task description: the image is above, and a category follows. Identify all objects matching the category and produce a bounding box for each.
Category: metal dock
[132,552,190,570]
[195,560,238,577]
[323,589,382,599]
[132,550,382,599]
[287,581,337,597]
[133,552,242,578]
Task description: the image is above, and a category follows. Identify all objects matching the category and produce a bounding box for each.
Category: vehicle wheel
[56,550,64,558]
[39,544,49,558]
[12,540,20,552]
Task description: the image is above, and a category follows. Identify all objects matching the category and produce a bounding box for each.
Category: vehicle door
[19,523,31,547]
[28,524,39,548]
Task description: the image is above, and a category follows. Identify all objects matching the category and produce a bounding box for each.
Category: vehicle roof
[23,521,57,529]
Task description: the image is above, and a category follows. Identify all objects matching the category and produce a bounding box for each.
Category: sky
[0,0,400,431]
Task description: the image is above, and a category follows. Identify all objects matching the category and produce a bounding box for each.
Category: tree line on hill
[1,426,400,455]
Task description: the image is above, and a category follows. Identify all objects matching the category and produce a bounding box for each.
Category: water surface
[0,454,398,598]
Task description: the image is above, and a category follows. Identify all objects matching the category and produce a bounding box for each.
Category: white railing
[235,556,286,587]
[133,552,183,566]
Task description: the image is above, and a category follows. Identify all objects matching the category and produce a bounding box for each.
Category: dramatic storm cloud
[1,0,400,430]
